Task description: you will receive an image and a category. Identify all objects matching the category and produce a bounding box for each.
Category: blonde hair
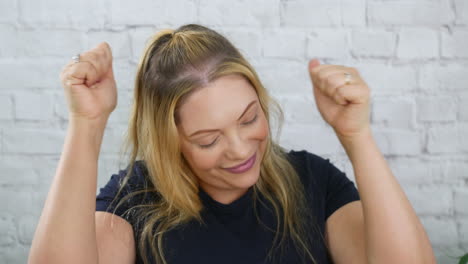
[110,24,320,264]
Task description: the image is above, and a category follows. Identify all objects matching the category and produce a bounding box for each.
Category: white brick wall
[0,1,466,263]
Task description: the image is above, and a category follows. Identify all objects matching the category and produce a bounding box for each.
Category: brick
[443,161,468,183]
[434,245,464,264]
[454,188,468,216]
[368,1,454,26]
[307,29,348,59]
[279,95,321,125]
[0,60,63,90]
[442,29,468,58]
[263,30,306,59]
[427,124,468,154]
[372,98,415,129]
[15,93,54,121]
[219,29,262,60]
[3,128,65,154]
[280,124,344,155]
[113,61,137,92]
[373,129,422,155]
[0,24,19,57]
[459,92,468,121]
[0,190,33,215]
[460,219,468,243]
[355,63,417,95]
[420,64,468,91]
[397,28,438,59]
[130,27,158,62]
[199,0,280,27]
[351,30,396,58]
[108,91,132,124]
[0,167,38,186]
[252,59,309,95]
[282,0,341,27]
[0,0,17,24]
[87,31,132,60]
[0,215,16,247]
[16,29,84,57]
[0,95,13,120]
[420,217,458,246]
[388,157,444,185]
[110,0,196,26]
[454,0,468,25]
[416,96,457,122]
[427,125,457,154]
[54,93,69,120]
[17,214,38,245]
[0,245,29,264]
[101,126,127,154]
[341,0,366,26]
[405,186,452,216]
[19,0,106,29]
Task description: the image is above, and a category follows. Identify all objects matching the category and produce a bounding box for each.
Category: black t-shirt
[96,150,360,264]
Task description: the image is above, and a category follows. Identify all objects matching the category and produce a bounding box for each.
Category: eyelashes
[198,114,258,149]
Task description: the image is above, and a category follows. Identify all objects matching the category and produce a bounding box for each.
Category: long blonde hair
[110,24,319,264]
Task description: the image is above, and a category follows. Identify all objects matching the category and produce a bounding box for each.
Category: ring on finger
[72,53,80,63]
[344,72,352,85]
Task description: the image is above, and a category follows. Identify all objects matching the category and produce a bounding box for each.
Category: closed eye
[198,114,258,149]
[242,114,258,125]
[198,137,218,149]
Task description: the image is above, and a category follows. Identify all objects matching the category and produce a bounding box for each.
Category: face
[177,74,269,204]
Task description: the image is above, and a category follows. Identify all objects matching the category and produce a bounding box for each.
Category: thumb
[308,59,321,83]
[309,59,320,71]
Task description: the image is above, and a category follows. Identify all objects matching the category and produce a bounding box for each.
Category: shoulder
[286,149,330,168]
[111,160,151,190]
[286,149,339,181]
[96,160,156,214]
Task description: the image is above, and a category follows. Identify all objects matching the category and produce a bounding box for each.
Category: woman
[29,24,436,264]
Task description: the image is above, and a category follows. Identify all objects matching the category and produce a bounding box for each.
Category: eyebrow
[188,100,258,138]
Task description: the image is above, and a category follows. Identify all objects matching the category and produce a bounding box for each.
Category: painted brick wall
[0,0,467,263]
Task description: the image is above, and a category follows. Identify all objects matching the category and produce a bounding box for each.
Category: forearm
[337,127,436,264]
[29,118,107,264]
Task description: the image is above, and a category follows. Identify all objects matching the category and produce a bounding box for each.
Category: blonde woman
[29,24,436,264]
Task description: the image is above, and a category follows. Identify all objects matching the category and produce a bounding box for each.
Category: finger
[309,64,335,88]
[77,42,113,86]
[333,84,370,105]
[308,59,320,71]
[62,61,99,89]
[318,67,351,94]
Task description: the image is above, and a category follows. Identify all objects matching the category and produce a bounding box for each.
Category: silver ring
[344,72,352,85]
[72,54,80,63]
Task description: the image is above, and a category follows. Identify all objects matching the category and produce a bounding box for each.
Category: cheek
[182,144,222,172]
[252,113,269,141]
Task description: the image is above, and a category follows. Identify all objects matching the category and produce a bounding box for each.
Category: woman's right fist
[60,42,117,122]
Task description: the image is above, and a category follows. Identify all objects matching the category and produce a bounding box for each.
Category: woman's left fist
[308,59,371,139]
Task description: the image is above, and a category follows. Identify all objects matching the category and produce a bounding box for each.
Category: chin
[226,152,262,190]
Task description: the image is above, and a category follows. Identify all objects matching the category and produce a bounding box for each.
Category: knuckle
[317,71,326,82]
[88,51,99,62]
[324,75,336,88]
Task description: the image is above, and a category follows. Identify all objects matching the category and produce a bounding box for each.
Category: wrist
[68,116,108,154]
[336,125,374,149]
[69,114,109,132]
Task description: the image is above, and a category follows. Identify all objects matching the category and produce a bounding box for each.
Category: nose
[225,132,251,161]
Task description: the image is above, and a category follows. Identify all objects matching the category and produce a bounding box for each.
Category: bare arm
[28,42,117,264]
[308,59,436,263]
[28,119,106,264]
[338,128,436,264]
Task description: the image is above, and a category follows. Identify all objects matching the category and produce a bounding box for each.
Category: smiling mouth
[223,152,257,174]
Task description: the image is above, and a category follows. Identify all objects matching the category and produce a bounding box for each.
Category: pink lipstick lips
[223,152,257,174]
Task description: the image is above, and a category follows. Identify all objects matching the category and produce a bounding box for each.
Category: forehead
[178,74,258,134]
